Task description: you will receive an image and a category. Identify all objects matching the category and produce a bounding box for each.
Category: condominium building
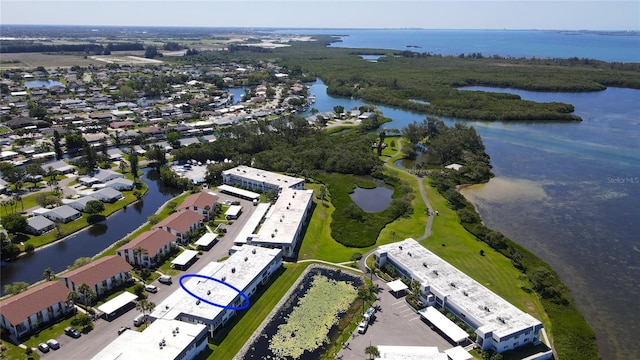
[375,239,544,354]
[149,245,282,337]
[222,165,305,194]
[248,188,314,257]
[92,319,208,360]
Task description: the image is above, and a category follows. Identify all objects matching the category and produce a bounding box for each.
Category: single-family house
[43,205,81,223]
[0,179,7,193]
[59,255,133,303]
[154,210,203,243]
[42,160,76,174]
[26,215,55,235]
[79,169,124,186]
[178,192,219,220]
[106,148,124,160]
[0,281,75,339]
[92,187,123,203]
[116,229,178,268]
[102,178,134,191]
[64,195,99,211]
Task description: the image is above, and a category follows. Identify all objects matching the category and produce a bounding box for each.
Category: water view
[0,169,182,295]
[304,78,640,359]
[349,183,394,213]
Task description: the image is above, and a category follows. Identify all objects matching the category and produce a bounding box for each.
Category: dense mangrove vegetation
[177,35,640,121]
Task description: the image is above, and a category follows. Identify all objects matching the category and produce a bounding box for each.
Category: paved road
[336,273,454,360]
[40,192,258,360]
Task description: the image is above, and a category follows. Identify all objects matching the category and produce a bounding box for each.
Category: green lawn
[421,181,552,332]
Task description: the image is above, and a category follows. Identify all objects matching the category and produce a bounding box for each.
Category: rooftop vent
[484,306,490,312]
[433,270,439,276]
[196,300,200,305]
[244,257,248,261]
[423,262,429,268]
[207,290,211,295]
[463,291,469,296]
[498,317,506,324]
[252,249,256,254]
[450,282,456,288]
[232,267,236,273]
[408,252,412,257]
[399,246,403,250]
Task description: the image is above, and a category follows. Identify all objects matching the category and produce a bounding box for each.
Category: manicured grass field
[421,181,552,332]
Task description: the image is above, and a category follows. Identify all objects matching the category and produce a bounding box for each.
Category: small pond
[24,80,65,89]
[350,183,394,212]
[242,267,362,360]
[359,54,384,62]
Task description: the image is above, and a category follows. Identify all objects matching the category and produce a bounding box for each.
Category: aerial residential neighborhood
[0,26,562,360]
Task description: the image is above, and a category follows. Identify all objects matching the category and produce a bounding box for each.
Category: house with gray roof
[43,205,81,223]
[26,215,55,234]
[43,159,76,174]
[102,178,134,191]
[64,195,100,211]
[79,169,124,186]
[92,187,123,203]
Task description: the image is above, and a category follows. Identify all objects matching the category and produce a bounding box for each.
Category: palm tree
[204,205,211,220]
[67,291,79,318]
[77,283,97,309]
[365,345,380,360]
[135,298,156,318]
[132,246,149,268]
[42,267,55,281]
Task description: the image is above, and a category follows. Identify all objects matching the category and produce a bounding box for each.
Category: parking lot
[40,191,258,359]
[337,275,454,360]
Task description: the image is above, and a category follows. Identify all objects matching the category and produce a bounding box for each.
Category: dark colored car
[64,326,81,338]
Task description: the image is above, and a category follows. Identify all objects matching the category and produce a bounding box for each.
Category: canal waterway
[0,169,182,295]
[303,78,640,359]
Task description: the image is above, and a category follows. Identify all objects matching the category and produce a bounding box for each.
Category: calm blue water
[0,169,182,295]
[304,77,640,359]
[275,29,640,63]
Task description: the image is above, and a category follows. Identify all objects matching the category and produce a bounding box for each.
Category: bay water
[290,28,639,359]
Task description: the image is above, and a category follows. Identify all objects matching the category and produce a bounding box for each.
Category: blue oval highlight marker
[179,274,250,310]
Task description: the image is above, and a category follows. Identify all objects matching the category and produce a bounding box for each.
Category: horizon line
[1,24,639,32]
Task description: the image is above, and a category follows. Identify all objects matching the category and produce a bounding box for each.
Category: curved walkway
[383,140,434,241]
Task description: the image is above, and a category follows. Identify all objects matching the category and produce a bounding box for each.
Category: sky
[1,1,639,30]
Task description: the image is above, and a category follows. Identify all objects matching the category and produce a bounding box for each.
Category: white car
[46,339,60,350]
[158,275,172,284]
[145,284,158,293]
[38,343,50,353]
[357,320,368,334]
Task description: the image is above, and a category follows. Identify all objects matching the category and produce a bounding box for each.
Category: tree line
[0,41,144,54]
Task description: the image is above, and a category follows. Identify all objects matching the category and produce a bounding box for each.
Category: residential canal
[0,169,182,295]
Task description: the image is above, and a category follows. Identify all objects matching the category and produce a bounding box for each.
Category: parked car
[46,339,60,350]
[357,320,368,334]
[158,275,172,284]
[38,343,50,353]
[133,314,147,327]
[64,326,81,338]
[145,284,158,293]
[118,326,131,335]
[364,307,376,324]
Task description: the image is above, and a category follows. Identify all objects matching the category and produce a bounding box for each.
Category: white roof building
[222,165,305,194]
[91,318,208,360]
[248,188,314,257]
[149,245,282,337]
[375,239,544,354]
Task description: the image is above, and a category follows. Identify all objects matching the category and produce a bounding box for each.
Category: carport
[217,184,260,201]
[195,233,218,250]
[171,249,198,270]
[387,279,409,296]
[418,307,469,344]
[97,291,137,320]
